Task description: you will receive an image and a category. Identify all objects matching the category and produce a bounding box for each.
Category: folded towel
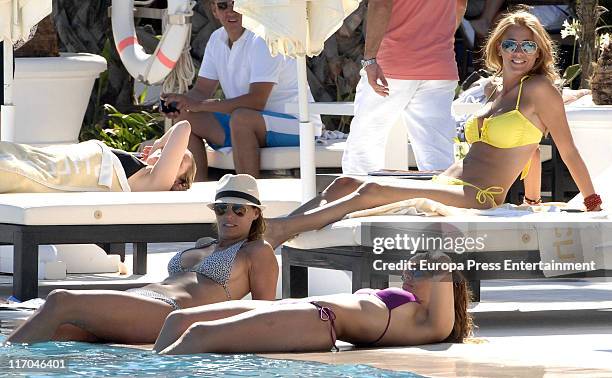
[347,199,563,219]
[0,140,130,193]
[347,198,471,218]
[316,130,348,145]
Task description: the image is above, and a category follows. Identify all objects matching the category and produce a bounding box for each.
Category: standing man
[342,0,467,174]
[164,0,322,180]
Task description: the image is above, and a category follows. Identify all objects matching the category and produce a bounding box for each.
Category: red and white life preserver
[111,0,193,85]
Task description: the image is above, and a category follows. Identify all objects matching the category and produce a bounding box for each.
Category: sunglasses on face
[401,269,430,282]
[501,39,538,55]
[215,1,234,10]
[213,203,248,217]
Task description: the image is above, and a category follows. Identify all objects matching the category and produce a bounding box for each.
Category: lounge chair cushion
[285,208,608,251]
[207,140,347,170]
[0,179,302,225]
[207,140,420,170]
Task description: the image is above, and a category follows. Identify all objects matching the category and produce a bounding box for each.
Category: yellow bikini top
[464,76,543,179]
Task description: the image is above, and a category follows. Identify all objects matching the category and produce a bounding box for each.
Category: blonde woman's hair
[247,208,266,241]
[211,207,267,241]
[484,10,560,84]
[172,151,197,191]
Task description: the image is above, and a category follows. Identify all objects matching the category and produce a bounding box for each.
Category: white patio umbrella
[0,0,51,141]
[234,0,361,202]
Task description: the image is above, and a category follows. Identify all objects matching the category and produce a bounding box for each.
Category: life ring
[111,0,193,85]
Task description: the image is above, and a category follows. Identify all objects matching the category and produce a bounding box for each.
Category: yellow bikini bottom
[432,175,504,207]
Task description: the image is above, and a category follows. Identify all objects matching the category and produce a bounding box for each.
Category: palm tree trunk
[53,0,133,130]
[13,15,59,57]
[577,0,599,88]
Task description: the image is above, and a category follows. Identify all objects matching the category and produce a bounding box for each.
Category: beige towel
[347,198,475,218]
[0,140,130,193]
[346,198,554,219]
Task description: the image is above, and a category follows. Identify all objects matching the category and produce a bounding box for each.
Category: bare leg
[154,300,270,352]
[265,180,483,249]
[5,289,174,345]
[52,324,100,342]
[179,111,226,181]
[159,302,335,355]
[188,133,209,181]
[290,176,365,216]
[229,109,267,178]
[264,176,366,245]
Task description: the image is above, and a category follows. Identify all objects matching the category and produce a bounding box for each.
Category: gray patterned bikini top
[167,237,246,299]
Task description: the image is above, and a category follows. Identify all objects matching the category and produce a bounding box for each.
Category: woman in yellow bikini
[264,10,602,249]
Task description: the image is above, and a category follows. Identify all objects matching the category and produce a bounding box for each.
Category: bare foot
[264,218,296,249]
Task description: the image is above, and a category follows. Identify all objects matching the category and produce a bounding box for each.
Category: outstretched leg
[265,179,481,248]
[5,289,174,345]
[289,176,366,216]
[154,300,270,352]
[159,302,336,355]
[264,176,366,245]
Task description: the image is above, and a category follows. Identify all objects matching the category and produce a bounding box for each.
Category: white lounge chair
[0,179,302,300]
[206,102,555,176]
[281,210,611,301]
[281,166,612,302]
[206,101,420,174]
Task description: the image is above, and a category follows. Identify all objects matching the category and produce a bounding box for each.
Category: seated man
[163,0,322,180]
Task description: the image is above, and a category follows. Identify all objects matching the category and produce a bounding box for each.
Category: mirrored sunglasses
[215,1,234,10]
[501,39,538,55]
[401,269,431,282]
[213,203,247,217]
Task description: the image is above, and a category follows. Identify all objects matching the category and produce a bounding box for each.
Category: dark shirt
[111,149,146,178]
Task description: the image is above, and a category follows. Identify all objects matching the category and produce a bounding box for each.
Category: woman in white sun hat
[5,174,278,345]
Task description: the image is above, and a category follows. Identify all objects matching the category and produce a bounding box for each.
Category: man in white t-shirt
[164,0,322,180]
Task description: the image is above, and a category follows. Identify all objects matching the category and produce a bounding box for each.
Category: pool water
[0,336,420,377]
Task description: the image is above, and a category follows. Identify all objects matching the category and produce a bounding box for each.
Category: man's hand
[365,63,389,97]
[162,93,201,118]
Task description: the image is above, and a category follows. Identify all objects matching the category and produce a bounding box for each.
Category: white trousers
[342,74,457,174]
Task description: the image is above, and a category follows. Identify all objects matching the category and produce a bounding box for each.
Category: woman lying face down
[152,251,473,355]
[4,174,278,345]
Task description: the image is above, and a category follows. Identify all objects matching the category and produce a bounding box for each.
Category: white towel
[316,130,348,145]
[0,140,130,193]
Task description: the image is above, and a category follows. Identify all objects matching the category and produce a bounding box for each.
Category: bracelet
[523,196,542,205]
[583,193,602,212]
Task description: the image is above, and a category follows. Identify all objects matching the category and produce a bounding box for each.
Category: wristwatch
[360,57,377,69]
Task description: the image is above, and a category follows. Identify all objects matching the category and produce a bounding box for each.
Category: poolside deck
[266,285,612,376]
[1,243,611,376]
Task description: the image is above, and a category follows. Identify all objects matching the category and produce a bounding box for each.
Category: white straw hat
[207,174,265,210]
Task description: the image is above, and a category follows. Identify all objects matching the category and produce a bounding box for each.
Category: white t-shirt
[199,28,322,131]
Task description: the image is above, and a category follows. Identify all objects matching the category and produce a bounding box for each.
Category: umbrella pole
[1,38,16,141]
[297,56,316,203]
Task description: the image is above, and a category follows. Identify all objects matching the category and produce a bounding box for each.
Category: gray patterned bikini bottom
[125,288,180,311]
